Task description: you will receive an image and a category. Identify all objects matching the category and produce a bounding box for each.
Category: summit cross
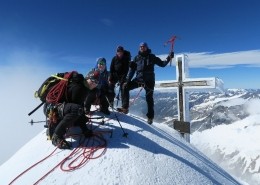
[155,54,224,142]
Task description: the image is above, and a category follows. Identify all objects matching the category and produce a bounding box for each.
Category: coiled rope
[8,131,109,185]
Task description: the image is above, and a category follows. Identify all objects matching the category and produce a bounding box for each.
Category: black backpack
[34,71,78,140]
[34,71,77,103]
[124,50,131,61]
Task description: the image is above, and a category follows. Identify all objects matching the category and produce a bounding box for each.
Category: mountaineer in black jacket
[117,42,174,124]
[49,70,100,149]
[108,46,131,107]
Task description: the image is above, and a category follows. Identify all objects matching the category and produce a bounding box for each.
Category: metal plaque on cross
[155,54,224,142]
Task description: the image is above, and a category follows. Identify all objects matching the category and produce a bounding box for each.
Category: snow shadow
[106,113,240,185]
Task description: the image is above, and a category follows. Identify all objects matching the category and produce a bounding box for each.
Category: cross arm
[155,80,179,89]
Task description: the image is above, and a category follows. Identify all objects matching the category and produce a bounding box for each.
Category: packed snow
[192,99,260,185]
[130,89,260,184]
[0,111,241,185]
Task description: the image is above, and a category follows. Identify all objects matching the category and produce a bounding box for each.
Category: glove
[166,51,174,62]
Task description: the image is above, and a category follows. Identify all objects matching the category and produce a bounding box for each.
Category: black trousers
[54,103,88,137]
[122,79,155,119]
[84,88,109,112]
[108,82,124,105]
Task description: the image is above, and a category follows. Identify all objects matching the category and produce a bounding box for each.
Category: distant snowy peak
[129,88,260,185]
[192,114,260,185]
[130,88,260,131]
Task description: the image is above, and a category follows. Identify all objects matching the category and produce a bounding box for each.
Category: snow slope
[192,114,260,185]
[131,89,260,184]
[0,112,242,185]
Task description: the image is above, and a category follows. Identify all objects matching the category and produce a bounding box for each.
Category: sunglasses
[90,78,98,84]
[98,61,105,65]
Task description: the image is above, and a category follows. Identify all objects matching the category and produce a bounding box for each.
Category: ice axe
[164,35,178,66]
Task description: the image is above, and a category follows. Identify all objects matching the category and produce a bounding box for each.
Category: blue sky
[1,0,260,88]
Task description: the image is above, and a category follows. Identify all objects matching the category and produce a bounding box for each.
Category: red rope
[60,133,107,172]
[8,147,59,185]
[129,86,144,107]
[8,132,108,185]
[46,71,76,104]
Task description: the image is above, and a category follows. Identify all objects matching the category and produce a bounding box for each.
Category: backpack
[124,50,131,61]
[35,71,77,140]
[35,73,64,102]
[34,71,77,103]
[44,102,63,140]
[46,71,77,104]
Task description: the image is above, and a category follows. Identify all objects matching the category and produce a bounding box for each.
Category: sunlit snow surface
[0,112,240,185]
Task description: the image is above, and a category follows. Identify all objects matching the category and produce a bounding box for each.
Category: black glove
[166,51,174,62]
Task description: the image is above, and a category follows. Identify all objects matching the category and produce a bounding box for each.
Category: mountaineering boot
[52,133,71,149]
[46,128,52,140]
[117,107,129,114]
[46,125,56,140]
[147,118,153,125]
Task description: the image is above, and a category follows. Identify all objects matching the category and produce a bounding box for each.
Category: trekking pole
[114,113,128,137]
[106,96,128,137]
[28,102,44,116]
[29,119,46,125]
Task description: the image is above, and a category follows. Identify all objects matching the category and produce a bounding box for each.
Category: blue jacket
[94,60,109,90]
[127,49,169,83]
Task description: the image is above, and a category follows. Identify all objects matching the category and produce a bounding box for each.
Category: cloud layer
[0,49,58,165]
[158,50,260,69]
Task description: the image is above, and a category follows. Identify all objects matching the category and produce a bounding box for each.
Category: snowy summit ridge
[0,113,241,185]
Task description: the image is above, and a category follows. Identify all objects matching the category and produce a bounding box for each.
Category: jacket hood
[95,57,107,72]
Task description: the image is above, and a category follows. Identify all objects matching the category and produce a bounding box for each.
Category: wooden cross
[155,54,224,142]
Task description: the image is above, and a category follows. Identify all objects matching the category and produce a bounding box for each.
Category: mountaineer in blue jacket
[84,57,111,115]
[117,42,174,124]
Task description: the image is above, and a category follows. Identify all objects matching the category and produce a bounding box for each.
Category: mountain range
[129,88,260,185]
[130,89,259,128]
